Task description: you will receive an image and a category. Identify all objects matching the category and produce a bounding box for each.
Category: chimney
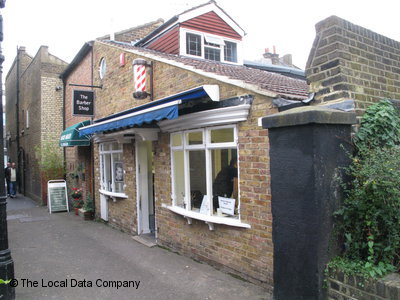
[282,54,293,66]
[263,46,280,65]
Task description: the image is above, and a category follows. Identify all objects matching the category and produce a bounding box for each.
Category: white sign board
[218,196,236,216]
[199,195,210,215]
[48,180,69,213]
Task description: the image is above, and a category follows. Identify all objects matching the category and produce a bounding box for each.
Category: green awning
[59,120,91,147]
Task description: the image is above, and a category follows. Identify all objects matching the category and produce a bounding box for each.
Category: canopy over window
[79,85,219,136]
[60,120,91,147]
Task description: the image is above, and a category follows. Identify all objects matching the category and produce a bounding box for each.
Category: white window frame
[180,28,242,65]
[168,125,250,229]
[99,57,107,79]
[99,142,127,199]
[26,110,29,129]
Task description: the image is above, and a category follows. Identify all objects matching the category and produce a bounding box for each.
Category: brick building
[306,15,400,121]
[6,46,67,202]
[5,47,31,171]
[73,1,308,290]
[59,20,164,206]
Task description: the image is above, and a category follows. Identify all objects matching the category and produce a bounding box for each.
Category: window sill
[162,204,251,230]
[99,189,128,202]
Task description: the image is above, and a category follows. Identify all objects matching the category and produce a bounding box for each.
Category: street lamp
[0,0,16,298]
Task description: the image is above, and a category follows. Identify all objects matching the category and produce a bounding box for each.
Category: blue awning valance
[79,85,219,136]
[79,104,178,136]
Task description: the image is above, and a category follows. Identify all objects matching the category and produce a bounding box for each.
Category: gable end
[181,11,241,40]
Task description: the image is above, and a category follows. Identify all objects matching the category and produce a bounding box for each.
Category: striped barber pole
[133,58,150,99]
[134,63,146,92]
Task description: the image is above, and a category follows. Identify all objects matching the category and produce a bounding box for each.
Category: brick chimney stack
[263,46,280,65]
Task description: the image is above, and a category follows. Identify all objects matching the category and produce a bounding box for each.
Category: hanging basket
[71,193,82,199]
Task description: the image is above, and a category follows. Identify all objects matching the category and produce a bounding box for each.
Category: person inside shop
[4,161,11,197]
[212,157,238,211]
[9,162,18,198]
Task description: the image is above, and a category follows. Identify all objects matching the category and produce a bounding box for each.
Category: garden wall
[328,271,400,299]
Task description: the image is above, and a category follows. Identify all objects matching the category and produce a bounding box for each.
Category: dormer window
[182,29,240,64]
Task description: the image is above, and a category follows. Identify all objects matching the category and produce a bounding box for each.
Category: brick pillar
[261,106,356,300]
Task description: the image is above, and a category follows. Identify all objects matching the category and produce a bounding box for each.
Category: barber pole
[133,59,151,99]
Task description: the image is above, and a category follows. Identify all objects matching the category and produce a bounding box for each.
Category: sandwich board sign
[48,180,69,213]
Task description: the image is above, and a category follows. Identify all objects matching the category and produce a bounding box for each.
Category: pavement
[5,194,271,300]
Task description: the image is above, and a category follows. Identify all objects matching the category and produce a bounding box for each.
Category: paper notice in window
[200,195,210,215]
[218,196,235,216]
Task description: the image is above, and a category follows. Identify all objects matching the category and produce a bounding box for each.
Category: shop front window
[171,126,239,218]
[99,142,124,194]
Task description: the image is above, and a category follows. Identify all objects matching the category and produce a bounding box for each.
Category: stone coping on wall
[328,270,400,300]
[261,105,357,129]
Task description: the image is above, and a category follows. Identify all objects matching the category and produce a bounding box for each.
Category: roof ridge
[97,18,164,41]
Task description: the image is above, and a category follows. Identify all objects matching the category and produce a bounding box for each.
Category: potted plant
[72,197,84,215]
[82,193,94,221]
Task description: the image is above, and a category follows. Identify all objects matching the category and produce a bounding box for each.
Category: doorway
[136,140,155,236]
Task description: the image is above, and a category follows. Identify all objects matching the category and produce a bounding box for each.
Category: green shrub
[83,193,94,212]
[335,147,400,272]
[333,99,400,277]
[35,141,65,180]
[354,99,400,155]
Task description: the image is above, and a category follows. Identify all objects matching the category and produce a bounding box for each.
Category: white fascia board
[178,2,245,37]
[159,102,251,132]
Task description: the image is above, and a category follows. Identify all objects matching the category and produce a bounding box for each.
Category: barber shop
[73,2,308,289]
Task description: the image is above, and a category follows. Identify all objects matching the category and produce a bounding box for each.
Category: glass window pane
[113,153,124,193]
[112,142,120,151]
[104,153,111,191]
[187,131,203,145]
[100,154,106,189]
[212,149,238,216]
[210,128,234,143]
[171,133,182,147]
[186,33,201,56]
[189,150,206,211]
[173,151,185,208]
[224,41,237,63]
[205,47,221,61]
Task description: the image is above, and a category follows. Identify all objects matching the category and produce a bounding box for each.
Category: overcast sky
[2,0,399,78]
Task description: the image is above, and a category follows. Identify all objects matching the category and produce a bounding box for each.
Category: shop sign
[73,90,94,116]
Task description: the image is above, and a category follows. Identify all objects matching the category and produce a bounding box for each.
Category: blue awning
[79,105,178,136]
[79,85,219,136]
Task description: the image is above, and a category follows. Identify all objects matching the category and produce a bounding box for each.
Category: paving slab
[6,194,272,299]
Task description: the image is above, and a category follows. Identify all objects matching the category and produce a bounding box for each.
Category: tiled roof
[97,19,165,44]
[102,40,309,100]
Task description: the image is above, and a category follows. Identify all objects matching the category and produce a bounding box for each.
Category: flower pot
[84,211,94,221]
[74,207,79,215]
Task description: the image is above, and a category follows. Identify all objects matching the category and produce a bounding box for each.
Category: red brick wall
[63,49,93,201]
